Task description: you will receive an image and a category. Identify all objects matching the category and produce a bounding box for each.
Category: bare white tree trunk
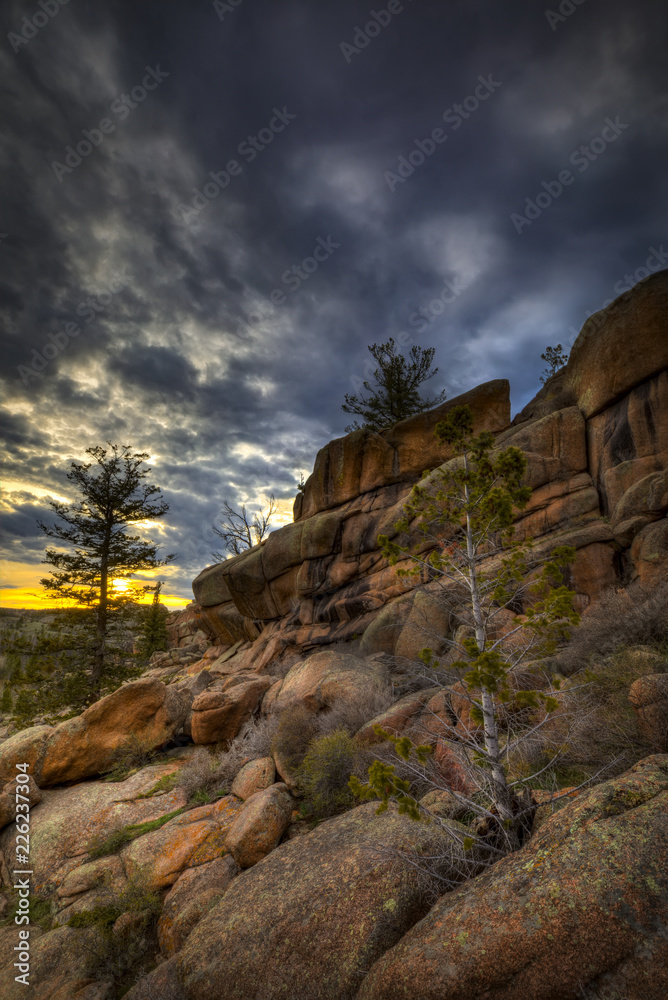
[463,458,518,846]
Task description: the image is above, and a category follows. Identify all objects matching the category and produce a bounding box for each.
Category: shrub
[216,714,278,780]
[508,643,668,787]
[271,704,321,772]
[561,645,666,773]
[69,872,161,991]
[103,732,158,782]
[316,685,394,737]
[296,729,368,818]
[557,581,668,674]
[175,748,227,802]
[176,717,279,802]
[68,904,122,931]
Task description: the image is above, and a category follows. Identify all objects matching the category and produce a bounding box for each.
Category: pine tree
[1,685,12,714]
[342,338,447,432]
[539,344,569,384]
[137,581,170,659]
[352,404,579,853]
[39,444,175,698]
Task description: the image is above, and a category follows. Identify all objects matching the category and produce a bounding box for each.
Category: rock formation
[186,268,667,678]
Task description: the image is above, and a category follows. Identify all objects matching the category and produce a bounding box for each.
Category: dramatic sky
[1,0,667,608]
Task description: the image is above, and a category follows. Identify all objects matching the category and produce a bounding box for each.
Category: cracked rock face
[175,802,470,1000]
[357,755,668,1000]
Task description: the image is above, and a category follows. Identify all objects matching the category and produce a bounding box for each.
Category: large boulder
[613,469,668,528]
[630,517,668,587]
[199,599,258,646]
[269,650,389,715]
[564,268,668,419]
[230,756,275,800]
[0,679,189,788]
[0,773,42,831]
[587,369,668,516]
[0,725,53,787]
[358,755,668,1000]
[359,586,452,661]
[222,545,278,620]
[224,782,293,868]
[494,406,587,491]
[513,473,600,543]
[0,758,190,898]
[41,679,189,787]
[191,564,233,607]
[176,802,469,1000]
[120,795,243,889]
[0,924,104,1000]
[511,367,576,426]
[568,540,619,609]
[190,676,272,745]
[629,674,668,751]
[356,689,440,744]
[299,380,511,520]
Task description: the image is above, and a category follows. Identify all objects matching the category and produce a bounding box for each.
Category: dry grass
[557,581,668,674]
[175,748,228,802]
[317,686,394,737]
[176,715,279,801]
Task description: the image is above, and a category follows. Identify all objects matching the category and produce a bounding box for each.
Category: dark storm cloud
[1,0,667,602]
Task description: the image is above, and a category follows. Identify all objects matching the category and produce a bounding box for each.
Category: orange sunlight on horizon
[0,561,190,611]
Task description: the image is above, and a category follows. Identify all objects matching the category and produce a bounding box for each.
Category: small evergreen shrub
[296,729,366,818]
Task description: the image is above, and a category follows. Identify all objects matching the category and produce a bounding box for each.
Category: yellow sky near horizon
[0,560,190,611]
